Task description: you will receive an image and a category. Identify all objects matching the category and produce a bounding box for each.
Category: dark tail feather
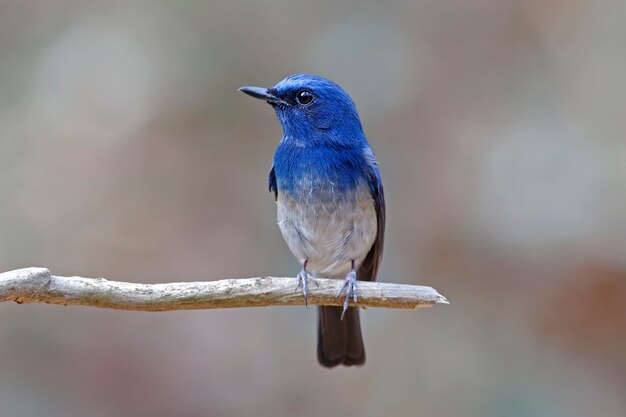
[317,306,365,367]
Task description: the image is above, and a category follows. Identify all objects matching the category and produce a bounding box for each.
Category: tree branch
[0,267,448,312]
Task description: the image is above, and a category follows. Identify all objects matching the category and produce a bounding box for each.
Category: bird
[239,74,385,367]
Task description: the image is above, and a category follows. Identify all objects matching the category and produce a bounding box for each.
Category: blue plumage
[273,143,369,194]
[240,74,385,367]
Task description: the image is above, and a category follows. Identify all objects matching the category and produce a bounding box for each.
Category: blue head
[239,74,365,147]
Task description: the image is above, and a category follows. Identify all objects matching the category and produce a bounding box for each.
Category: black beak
[239,86,288,105]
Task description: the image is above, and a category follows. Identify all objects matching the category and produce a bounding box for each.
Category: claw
[295,270,309,306]
[295,261,318,307]
[337,269,358,320]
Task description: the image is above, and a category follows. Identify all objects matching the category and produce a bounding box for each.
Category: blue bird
[239,74,385,367]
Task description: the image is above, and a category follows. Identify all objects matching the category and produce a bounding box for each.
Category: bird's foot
[295,266,318,307]
[337,269,358,320]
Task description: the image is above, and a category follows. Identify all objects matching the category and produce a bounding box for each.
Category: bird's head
[239,74,364,145]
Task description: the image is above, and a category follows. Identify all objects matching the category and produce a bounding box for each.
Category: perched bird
[239,74,385,367]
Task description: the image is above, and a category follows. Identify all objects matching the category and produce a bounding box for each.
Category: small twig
[0,267,448,312]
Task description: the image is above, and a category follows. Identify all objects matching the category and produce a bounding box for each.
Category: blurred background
[1,1,625,416]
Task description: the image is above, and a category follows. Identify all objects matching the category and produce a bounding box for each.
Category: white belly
[276,185,377,278]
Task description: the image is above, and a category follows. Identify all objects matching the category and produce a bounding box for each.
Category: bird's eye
[295,90,314,105]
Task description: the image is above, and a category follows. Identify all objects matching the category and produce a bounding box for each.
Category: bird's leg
[295,260,318,307]
[337,260,358,320]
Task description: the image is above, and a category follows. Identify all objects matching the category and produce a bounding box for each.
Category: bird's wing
[269,166,277,200]
[358,150,385,282]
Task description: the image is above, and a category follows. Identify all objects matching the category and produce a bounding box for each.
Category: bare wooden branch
[0,267,448,312]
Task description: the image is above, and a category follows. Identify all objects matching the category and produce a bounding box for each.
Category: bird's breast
[276,183,377,278]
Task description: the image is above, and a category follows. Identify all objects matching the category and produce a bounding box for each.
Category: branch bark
[0,267,448,312]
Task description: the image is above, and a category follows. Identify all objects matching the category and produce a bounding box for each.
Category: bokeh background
[1,1,625,416]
